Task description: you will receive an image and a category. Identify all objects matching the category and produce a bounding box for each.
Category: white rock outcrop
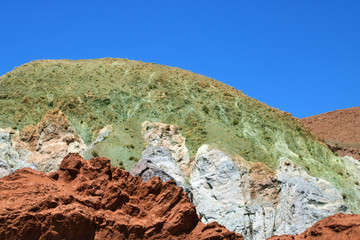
[135,121,351,239]
[142,121,190,172]
[189,144,350,240]
[130,146,191,196]
[0,128,37,178]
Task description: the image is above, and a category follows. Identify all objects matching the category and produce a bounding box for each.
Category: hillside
[301,107,360,144]
[1,58,359,212]
[301,107,360,159]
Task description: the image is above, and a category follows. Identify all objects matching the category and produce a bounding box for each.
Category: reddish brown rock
[301,107,360,159]
[268,213,360,240]
[0,153,243,240]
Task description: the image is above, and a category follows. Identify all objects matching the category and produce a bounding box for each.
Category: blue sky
[0,1,359,118]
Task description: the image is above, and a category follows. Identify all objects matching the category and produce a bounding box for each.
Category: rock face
[274,158,349,235]
[190,145,349,239]
[142,121,190,173]
[0,128,37,177]
[132,120,355,239]
[130,146,191,196]
[132,136,351,240]
[13,108,86,172]
[0,110,114,176]
[301,107,360,159]
[0,153,243,240]
[268,213,360,240]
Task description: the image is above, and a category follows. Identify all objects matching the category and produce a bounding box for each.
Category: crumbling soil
[301,107,360,159]
[0,153,243,240]
[268,213,360,240]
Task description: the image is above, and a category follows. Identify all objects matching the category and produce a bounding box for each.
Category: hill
[301,107,360,159]
[1,58,359,212]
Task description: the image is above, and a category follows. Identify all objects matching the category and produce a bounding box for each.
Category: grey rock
[189,144,350,240]
[190,145,253,235]
[131,146,191,197]
[274,158,350,235]
[142,121,190,173]
[0,160,13,178]
[0,128,38,178]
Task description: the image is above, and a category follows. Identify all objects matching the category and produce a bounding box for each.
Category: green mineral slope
[0,58,359,212]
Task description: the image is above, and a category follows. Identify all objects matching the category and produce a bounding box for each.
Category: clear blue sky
[0,1,359,118]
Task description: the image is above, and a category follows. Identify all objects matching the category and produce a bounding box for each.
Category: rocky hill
[0,153,242,240]
[131,122,352,239]
[0,59,332,170]
[1,59,359,213]
[0,152,358,240]
[301,107,360,159]
[1,59,360,239]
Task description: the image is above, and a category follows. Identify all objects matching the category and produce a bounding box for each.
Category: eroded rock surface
[134,121,354,239]
[268,213,360,240]
[142,121,190,172]
[0,128,37,177]
[0,153,243,240]
[189,145,350,240]
[0,110,114,175]
[274,158,349,236]
[130,146,191,196]
[12,108,86,172]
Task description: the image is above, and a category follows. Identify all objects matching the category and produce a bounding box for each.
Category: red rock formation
[301,107,360,159]
[268,213,360,240]
[0,153,243,240]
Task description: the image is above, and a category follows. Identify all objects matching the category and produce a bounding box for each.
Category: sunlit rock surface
[0,153,243,240]
[0,128,37,177]
[190,145,350,239]
[130,146,191,196]
[142,121,190,173]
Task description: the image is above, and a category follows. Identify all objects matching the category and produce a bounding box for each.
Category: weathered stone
[269,213,360,240]
[274,158,350,236]
[190,145,254,235]
[14,109,86,172]
[0,160,13,178]
[189,144,350,240]
[0,153,243,240]
[131,146,191,197]
[142,121,190,173]
[0,128,37,177]
[0,111,114,175]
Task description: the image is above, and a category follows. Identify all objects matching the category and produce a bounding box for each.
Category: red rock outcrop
[268,213,360,240]
[0,153,243,240]
[301,107,360,159]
